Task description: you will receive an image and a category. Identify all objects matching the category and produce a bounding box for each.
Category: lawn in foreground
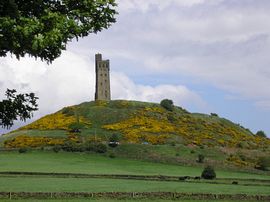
[0,199,267,202]
[0,177,269,195]
[0,151,269,180]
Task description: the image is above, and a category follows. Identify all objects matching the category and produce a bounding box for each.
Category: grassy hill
[1,100,270,170]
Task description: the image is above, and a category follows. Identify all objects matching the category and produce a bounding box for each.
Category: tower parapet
[95,54,111,101]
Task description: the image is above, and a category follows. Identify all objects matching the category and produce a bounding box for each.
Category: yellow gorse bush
[4,135,64,148]
[103,106,270,148]
[103,107,173,144]
[20,112,91,130]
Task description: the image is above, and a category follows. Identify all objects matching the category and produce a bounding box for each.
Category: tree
[0,89,38,129]
[255,157,270,171]
[201,166,216,179]
[255,130,267,138]
[0,0,117,63]
[160,99,174,111]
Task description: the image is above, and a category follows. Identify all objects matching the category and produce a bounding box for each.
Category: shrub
[109,152,116,158]
[18,148,27,153]
[210,113,218,117]
[109,134,120,142]
[256,130,267,138]
[167,114,176,123]
[170,141,176,146]
[160,99,174,111]
[68,122,85,132]
[201,166,216,179]
[255,157,270,171]
[190,150,195,154]
[61,141,83,152]
[197,154,205,163]
[53,145,61,153]
[200,145,205,149]
[62,107,74,116]
[84,141,96,152]
[95,143,107,153]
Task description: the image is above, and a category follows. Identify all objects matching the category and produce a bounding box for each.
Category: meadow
[0,150,269,201]
[0,150,269,179]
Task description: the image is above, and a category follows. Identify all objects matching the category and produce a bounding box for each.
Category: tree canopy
[0,89,38,129]
[0,0,117,63]
[256,130,267,138]
[160,99,174,111]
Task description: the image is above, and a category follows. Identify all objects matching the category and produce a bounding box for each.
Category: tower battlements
[95,54,111,101]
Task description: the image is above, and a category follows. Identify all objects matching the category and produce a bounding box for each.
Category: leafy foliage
[0,89,38,129]
[0,0,117,63]
[201,166,216,179]
[160,99,174,111]
[255,157,270,171]
[255,130,267,138]
[18,147,28,153]
[197,154,205,163]
[109,133,120,142]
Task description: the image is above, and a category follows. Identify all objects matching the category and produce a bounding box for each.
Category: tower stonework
[95,54,111,101]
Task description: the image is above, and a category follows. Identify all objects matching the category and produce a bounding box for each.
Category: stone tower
[95,53,111,101]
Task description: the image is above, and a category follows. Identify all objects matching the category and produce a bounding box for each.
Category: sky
[0,0,270,136]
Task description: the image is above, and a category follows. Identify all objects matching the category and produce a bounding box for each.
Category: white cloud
[111,72,205,109]
[0,52,94,118]
[0,51,204,123]
[117,0,207,12]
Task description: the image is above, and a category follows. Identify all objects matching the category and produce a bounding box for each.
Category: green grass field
[0,150,269,201]
[0,177,269,194]
[0,200,266,202]
[0,150,269,179]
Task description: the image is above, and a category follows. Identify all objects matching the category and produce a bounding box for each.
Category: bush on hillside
[84,141,107,153]
[160,99,174,111]
[255,130,267,138]
[109,133,120,142]
[197,154,205,163]
[95,143,107,153]
[109,152,116,158]
[255,157,270,171]
[201,166,216,179]
[167,113,176,123]
[210,113,218,117]
[68,122,85,132]
[61,141,84,152]
[18,148,28,153]
[62,107,74,116]
[53,145,61,153]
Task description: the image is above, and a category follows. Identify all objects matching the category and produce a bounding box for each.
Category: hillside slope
[1,100,270,171]
[2,100,269,148]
